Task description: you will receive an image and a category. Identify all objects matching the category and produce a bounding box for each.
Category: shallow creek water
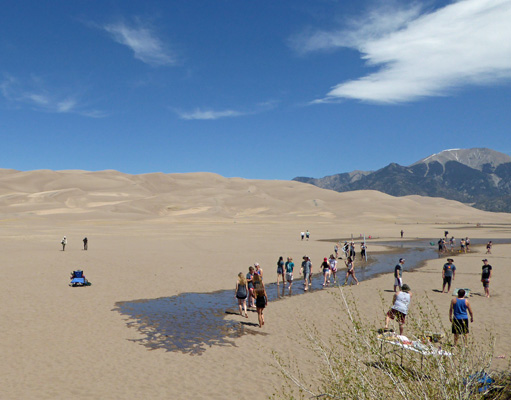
[113,238,504,355]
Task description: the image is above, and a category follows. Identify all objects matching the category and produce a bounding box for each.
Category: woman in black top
[253,274,268,328]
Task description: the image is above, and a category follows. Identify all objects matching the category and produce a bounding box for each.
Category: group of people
[437,236,471,253]
[336,241,367,261]
[60,236,88,251]
[386,254,494,344]
[235,263,268,328]
[300,230,310,241]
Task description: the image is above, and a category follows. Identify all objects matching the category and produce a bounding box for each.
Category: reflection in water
[114,238,506,355]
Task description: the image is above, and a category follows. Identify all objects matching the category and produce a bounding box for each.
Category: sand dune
[1,168,511,399]
[0,169,508,224]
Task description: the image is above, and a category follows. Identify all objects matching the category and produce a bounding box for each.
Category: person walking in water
[285,257,295,291]
[235,272,248,318]
[344,256,359,286]
[329,254,338,284]
[246,266,255,307]
[83,237,88,250]
[360,242,367,261]
[253,274,267,328]
[385,284,412,335]
[321,257,331,287]
[302,256,312,291]
[449,289,474,345]
[61,236,67,251]
[276,256,285,286]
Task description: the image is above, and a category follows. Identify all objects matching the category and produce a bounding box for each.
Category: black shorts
[443,276,452,285]
[482,279,490,288]
[452,318,469,334]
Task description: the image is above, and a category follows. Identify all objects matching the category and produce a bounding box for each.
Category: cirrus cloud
[103,20,176,67]
[292,0,511,103]
[0,74,106,117]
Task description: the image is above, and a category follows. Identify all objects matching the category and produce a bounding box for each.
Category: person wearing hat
[254,263,263,280]
[442,258,456,293]
[385,284,412,335]
[394,258,405,292]
[481,259,493,298]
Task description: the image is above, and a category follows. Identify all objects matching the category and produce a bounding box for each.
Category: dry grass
[272,286,508,400]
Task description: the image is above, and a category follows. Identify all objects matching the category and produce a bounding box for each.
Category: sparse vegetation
[272,287,510,399]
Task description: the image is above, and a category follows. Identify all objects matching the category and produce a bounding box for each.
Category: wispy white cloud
[103,20,176,66]
[292,0,511,103]
[176,108,245,120]
[0,75,106,117]
[175,101,278,121]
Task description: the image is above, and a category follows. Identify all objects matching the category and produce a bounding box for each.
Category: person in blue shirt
[285,257,295,291]
[449,289,474,345]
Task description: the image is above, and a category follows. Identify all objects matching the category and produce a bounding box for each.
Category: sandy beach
[1,169,511,399]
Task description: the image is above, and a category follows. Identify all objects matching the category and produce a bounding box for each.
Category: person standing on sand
[442,258,456,293]
[449,236,455,252]
[385,284,412,336]
[481,259,492,298]
[254,263,263,280]
[246,266,255,307]
[334,244,339,259]
[276,256,285,286]
[83,237,88,250]
[344,256,359,286]
[460,238,466,253]
[465,237,471,252]
[401,230,404,238]
[394,258,405,292]
[285,257,295,290]
[449,289,474,345]
[486,241,492,254]
[61,236,67,251]
[306,230,310,240]
[301,231,305,241]
[253,274,267,328]
[235,272,248,318]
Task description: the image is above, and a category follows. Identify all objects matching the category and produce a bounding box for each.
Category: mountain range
[293,148,511,213]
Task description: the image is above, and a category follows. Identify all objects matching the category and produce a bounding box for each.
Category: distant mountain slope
[293,148,511,212]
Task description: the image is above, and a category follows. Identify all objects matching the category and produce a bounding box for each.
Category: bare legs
[257,308,264,327]
[238,298,248,317]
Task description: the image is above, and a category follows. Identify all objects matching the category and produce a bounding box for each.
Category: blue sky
[1,0,510,180]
